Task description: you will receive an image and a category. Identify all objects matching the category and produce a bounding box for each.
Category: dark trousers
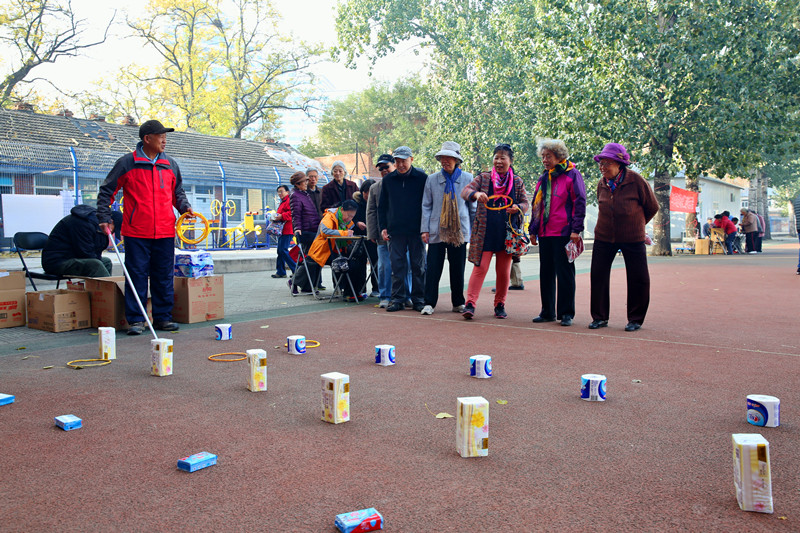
[755,234,763,252]
[364,239,379,293]
[590,240,650,325]
[389,233,425,304]
[538,236,575,320]
[424,242,466,308]
[124,236,174,323]
[724,233,736,255]
[52,257,112,277]
[745,232,757,253]
[276,234,296,276]
[296,254,366,297]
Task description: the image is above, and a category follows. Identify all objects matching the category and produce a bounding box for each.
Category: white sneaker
[379,299,390,308]
[421,305,434,315]
[452,305,465,313]
[748,251,757,254]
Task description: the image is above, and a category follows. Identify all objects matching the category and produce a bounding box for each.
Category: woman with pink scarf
[461,143,529,320]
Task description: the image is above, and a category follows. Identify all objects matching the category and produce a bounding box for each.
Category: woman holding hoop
[528,138,586,327]
[460,143,529,319]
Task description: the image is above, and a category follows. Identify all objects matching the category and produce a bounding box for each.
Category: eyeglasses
[597,160,616,168]
[377,165,389,171]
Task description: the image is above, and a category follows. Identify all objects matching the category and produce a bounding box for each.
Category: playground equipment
[176,199,266,249]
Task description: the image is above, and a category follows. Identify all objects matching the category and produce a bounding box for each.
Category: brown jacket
[740,211,758,233]
[593,168,658,243]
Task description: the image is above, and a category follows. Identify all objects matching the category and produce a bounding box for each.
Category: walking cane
[105,228,158,340]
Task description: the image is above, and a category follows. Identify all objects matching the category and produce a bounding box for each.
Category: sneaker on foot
[452,304,465,313]
[494,303,507,319]
[386,302,404,312]
[379,299,390,308]
[369,290,380,298]
[154,321,180,331]
[127,322,146,335]
[462,302,475,320]
[404,299,414,309]
[420,305,434,315]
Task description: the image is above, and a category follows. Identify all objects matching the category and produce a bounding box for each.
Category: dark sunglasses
[377,165,390,171]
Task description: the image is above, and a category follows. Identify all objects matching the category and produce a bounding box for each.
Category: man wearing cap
[378,146,428,312]
[97,119,193,335]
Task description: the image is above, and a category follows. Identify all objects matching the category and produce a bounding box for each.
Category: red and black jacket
[97,143,191,239]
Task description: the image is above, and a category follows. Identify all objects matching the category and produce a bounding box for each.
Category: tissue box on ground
[174,250,214,278]
[246,349,267,392]
[335,508,384,533]
[0,393,15,405]
[172,275,224,323]
[55,414,82,430]
[321,372,349,424]
[26,290,90,332]
[457,396,489,458]
[732,433,773,513]
[84,277,152,330]
[151,339,173,376]
[177,451,217,472]
[0,271,26,329]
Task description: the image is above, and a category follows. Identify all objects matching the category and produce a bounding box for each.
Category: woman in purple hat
[588,143,658,332]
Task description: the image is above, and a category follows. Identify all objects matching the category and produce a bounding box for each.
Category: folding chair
[288,242,322,299]
[709,228,727,255]
[326,236,377,304]
[13,232,70,291]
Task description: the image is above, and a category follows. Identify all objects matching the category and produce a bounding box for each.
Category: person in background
[271,185,296,278]
[97,119,192,335]
[714,211,737,255]
[702,217,714,238]
[367,154,412,308]
[43,207,122,278]
[754,210,765,252]
[730,217,744,254]
[378,146,428,312]
[306,168,323,217]
[353,178,379,297]
[794,192,800,274]
[289,171,322,293]
[528,138,586,327]
[320,161,358,211]
[420,141,474,315]
[588,142,658,332]
[461,143,529,320]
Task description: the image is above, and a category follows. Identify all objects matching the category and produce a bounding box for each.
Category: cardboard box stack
[84,277,152,330]
[172,275,224,323]
[26,289,91,332]
[0,271,26,329]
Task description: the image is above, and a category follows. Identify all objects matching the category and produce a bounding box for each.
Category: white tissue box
[246,349,267,392]
[151,339,173,376]
[732,433,773,513]
[457,396,489,457]
[321,372,349,424]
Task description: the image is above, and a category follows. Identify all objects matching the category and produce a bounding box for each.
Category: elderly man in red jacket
[97,120,193,335]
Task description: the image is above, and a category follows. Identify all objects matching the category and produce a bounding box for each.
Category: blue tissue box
[0,393,15,405]
[335,508,384,533]
[177,451,217,472]
[55,414,82,430]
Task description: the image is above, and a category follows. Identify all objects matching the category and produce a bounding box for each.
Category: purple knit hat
[593,143,631,165]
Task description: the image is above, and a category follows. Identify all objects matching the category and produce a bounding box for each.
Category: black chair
[13,232,70,291]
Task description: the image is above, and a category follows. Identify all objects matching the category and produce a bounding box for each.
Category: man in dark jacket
[378,146,428,312]
[97,119,193,335]
[42,206,122,277]
[306,168,323,217]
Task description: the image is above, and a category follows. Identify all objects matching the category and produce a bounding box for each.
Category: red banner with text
[669,186,698,213]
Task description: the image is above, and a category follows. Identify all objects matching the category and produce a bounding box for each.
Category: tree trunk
[651,166,673,256]
[760,170,771,239]
[685,174,699,238]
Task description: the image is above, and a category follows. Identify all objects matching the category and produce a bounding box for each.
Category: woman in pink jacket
[528,139,586,327]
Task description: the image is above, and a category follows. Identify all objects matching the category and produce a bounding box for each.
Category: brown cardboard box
[173,275,224,323]
[0,271,27,329]
[84,277,152,330]
[695,238,710,255]
[26,290,91,332]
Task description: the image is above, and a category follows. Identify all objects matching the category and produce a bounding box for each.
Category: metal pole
[218,161,227,229]
[69,147,79,206]
[106,232,158,339]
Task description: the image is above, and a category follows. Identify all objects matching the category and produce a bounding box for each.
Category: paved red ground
[2,243,798,531]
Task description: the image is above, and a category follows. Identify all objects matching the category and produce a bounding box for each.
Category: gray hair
[306,167,319,175]
[536,138,569,161]
[331,160,346,173]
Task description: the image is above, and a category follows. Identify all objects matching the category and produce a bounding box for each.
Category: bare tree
[0,0,114,106]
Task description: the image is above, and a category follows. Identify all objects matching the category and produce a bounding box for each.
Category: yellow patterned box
[321,372,349,424]
[246,349,268,392]
[98,327,116,360]
[151,339,173,377]
[732,433,773,513]
[457,396,489,458]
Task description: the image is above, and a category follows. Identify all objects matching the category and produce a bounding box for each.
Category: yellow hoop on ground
[283,340,321,348]
[176,211,210,245]
[67,358,112,369]
[485,194,513,211]
[208,352,247,362]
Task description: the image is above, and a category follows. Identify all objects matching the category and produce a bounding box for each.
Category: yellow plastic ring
[283,340,320,348]
[67,358,112,369]
[177,211,210,245]
[485,194,513,211]
[208,352,248,362]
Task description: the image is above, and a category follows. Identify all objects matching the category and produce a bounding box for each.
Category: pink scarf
[491,166,515,197]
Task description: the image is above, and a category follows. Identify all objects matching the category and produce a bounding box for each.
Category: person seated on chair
[294,200,366,301]
[42,207,122,278]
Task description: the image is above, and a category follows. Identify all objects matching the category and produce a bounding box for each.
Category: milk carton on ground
[732,433,773,513]
[457,396,489,457]
[246,349,267,392]
[321,372,349,424]
[335,508,384,532]
[98,327,116,360]
[151,339,173,376]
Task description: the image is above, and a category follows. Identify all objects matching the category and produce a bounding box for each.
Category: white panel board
[2,194,65,237]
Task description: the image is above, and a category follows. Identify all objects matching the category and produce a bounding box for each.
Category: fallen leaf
[89,332,98,336]
[253,339,265,342]
[42,366,53,370]
[713,288,719,291]
[274,346,281,349]
[16,347,26,351]
[435,412,454,419]
[632,379,642,384]
[778,516,787,520]
[260,325,270,329]
[21,356,29,360]
[73,366,83,370]
[496,399,508,405]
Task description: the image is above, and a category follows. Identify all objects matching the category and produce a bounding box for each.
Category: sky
[23,0,429,145]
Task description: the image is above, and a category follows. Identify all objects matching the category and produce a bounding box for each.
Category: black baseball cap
[375,154,394,167]
[139,120,175,139]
